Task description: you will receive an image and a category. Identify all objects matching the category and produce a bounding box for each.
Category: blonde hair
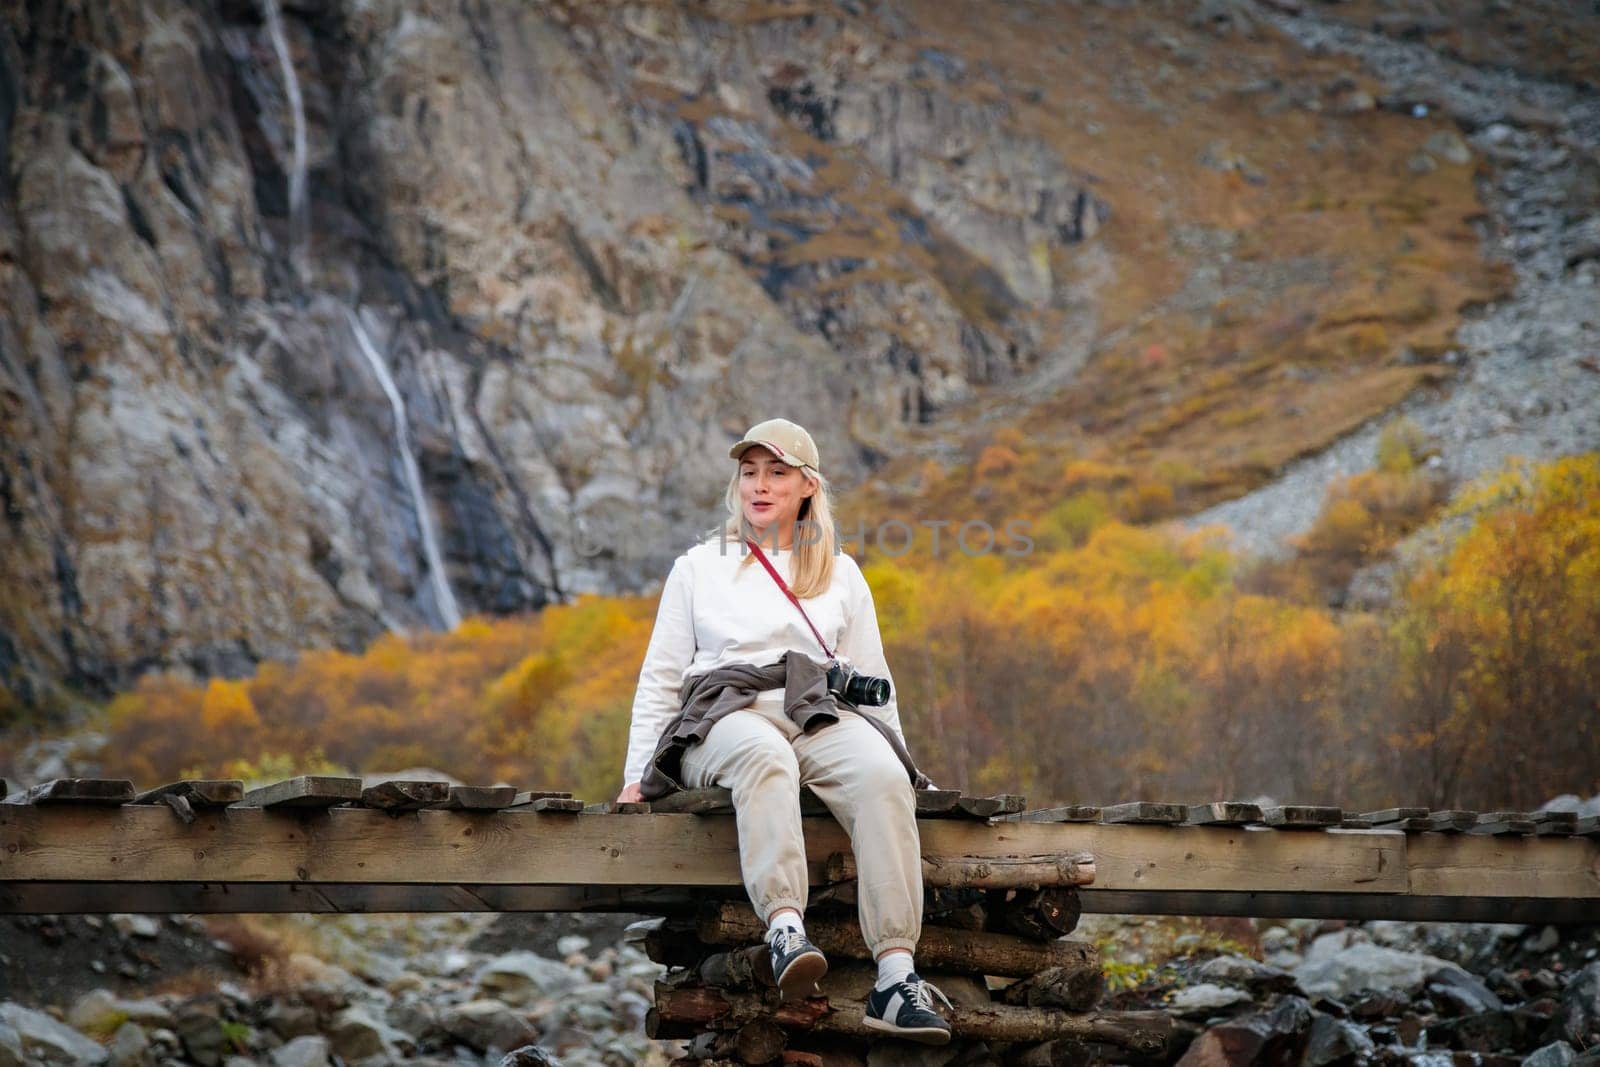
[710,461,838,599]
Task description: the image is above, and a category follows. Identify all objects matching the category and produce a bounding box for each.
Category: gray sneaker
[766,926,828,998]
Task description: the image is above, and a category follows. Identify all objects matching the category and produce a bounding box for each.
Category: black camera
[826,660,891,707]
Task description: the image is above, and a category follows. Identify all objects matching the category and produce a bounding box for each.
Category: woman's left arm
[835,557,908,746]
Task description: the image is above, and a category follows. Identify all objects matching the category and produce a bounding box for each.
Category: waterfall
[346,309,463,630]
[259,0,309,286]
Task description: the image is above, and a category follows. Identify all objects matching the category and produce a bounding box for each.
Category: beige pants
[680,701,923,956]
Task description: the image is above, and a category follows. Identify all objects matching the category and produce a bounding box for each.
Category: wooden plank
[1424,810,1478,833]
[522,798,584,814]
[509,790,575,807]
[432,785,518,811]
[914,789,963,816]
[238,776,362,809]
[1361,807,1429,824]
[1531,811,1578,837]
[0,881,716,914]
[645,788,735,815]
[1472,812,1536,836]
[950,794,1027,819]
[1576,815,1600,837]
[133,780,244,807]
[1340,814,1375,829]
[1000,806,1102,824]
[0,808,1417,895]
[1184,802,1262,826]
[360,780,451,812]
[583,802,652,814]
[1362,808,1433,831]
[1261,806,1342,829]
[3,779,135,806]
[1100,802,1186,825]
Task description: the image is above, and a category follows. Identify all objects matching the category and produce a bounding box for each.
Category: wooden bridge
[3,776,1597,922]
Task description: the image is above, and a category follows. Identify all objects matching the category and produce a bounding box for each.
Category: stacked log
[641,886,1175,1066]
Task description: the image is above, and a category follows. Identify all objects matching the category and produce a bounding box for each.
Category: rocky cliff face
[0,0,1113,705]
[1,0,1588,709]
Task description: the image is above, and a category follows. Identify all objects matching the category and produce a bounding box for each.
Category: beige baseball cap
[729,417,821,471]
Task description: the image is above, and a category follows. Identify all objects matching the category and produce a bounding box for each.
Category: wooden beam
[697,902,1100,979]
[649,986,1174,1054]
[0,808,1415,893]
[0,881,718,914]
[3,779,135,805]
[1078,889,1600,924]
[132,780,244,807]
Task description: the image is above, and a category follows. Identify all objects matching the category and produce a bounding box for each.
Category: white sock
[767,909,805,939]
[875,949,914,990]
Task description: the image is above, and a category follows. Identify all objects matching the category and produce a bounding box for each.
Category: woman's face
[738,446,816,548]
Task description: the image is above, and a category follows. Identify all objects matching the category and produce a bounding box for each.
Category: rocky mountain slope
[1,0,1592,710]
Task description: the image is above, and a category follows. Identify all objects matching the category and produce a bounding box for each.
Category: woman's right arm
[620,554,697,796]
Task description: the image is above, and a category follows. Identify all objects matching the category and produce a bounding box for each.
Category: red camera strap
[745,538,835,661]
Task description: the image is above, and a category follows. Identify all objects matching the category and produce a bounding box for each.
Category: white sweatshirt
[622,534,907,787]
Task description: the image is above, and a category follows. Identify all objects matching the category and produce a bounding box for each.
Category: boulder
[106,1021,154,1067]
[0,1002,110,1065]
[325,1005,410,1061]
[109,914,161,939]
[440,999,541,1055]
[475,951,583,1006]
[1302,1012,1375,1066]
[172,1003,232,1067]
[500,1046,562,1066]
[1168,983,1256,1018]
[67,989,174,1035]
[1557,962,1600,1048]
[1196,955,1303,995]
[1526,1042,1576,1067]
[1426,966,1503,1016]
[270,1035,333,1067]
[1293,943,1471,999]
[1175,995,1313,1065]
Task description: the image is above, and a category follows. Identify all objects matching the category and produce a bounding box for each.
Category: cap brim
[730,440,806,465]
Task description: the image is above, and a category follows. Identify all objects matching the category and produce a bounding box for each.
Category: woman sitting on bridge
[617,417,951,1045]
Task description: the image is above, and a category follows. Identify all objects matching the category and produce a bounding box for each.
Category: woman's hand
[617,781,644,803]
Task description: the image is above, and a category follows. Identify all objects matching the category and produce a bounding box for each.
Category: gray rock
[1303,1012,1376,1066]
[1175,995,1313,1065]
[0,1021,23,1067]
[0,1002,110,1065]
[1425,965,1502,1016]
[270,1035,332,1067]
[261,1001,318,1040]
[499,1046,562,1067]
[1526,1042,1577,1067]
[109,914,162,939]
[172,1005,230,1067]
[1168,982,1256,1017]
[1196,954,1303,995]
[1557,962,1600,1048]
[1293,943,1469,999]
[325,1005,409,1061]
[439,999,540,1055]
[106,1021,154,1067]
[68,989,175,1034]
[475,952,583,1006]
